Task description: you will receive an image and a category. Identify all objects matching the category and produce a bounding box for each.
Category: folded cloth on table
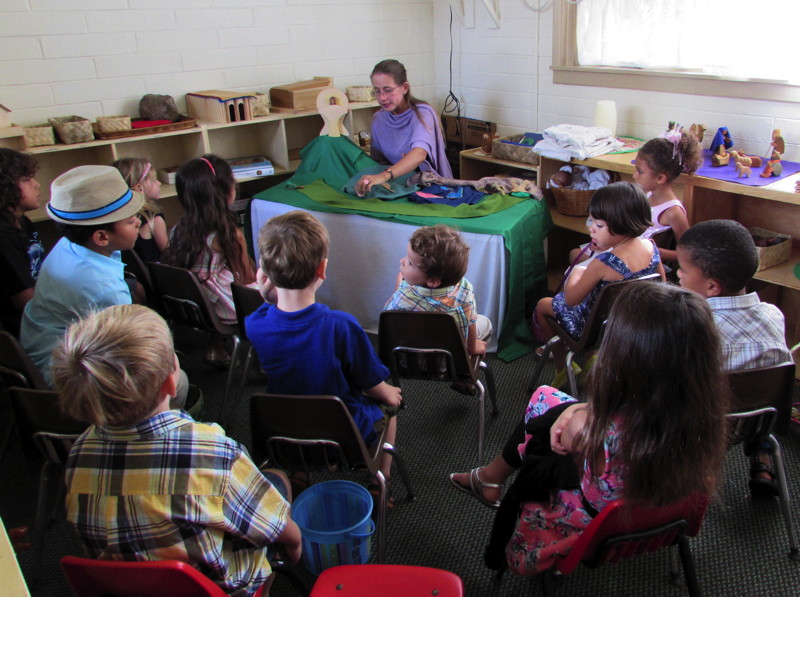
[534,124,623,161]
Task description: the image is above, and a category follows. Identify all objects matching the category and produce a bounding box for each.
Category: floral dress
[505,386,624,575]
[551,243,661,339]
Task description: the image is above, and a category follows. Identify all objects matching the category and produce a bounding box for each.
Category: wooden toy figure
[760,129,785,178]
[710,126,733,166]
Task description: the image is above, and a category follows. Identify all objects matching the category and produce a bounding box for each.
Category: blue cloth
[20,237,131,385]
[245,302,389,443]
[551,244,661,339]
[371,103,453,178]
[409,185,485,206]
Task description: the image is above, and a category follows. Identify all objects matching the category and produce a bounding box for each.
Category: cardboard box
[270,77,333,112]
[186,91,254,124]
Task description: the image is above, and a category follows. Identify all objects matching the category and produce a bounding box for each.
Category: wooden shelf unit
[1,101,379,226]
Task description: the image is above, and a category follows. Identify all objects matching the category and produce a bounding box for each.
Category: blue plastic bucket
[291,480,374,575]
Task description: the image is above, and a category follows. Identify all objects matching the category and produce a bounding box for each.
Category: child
[451,282,729,575]
[52,304,301,597]
[111,157,168,264]
[0,148,44,337]
[161,155,256,365]
[534,182,665,371]
[632,125,702,264]
[245,210,402,484]
[383,224,492,356]
[19,165,145,385]
[677,218,792,497]
[570,126,702,268]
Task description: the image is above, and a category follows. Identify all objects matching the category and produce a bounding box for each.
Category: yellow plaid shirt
[65,410,289,596]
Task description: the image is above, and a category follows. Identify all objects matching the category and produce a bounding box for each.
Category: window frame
[551,2,800,104]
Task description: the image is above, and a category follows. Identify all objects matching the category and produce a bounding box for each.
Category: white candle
[594,100,617,136]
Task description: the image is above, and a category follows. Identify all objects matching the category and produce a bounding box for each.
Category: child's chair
[310,564,464,597]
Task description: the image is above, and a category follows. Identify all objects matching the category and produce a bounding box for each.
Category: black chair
[8,387,88,581]
[529,273,661,397]
[250,393,414,564]
[121,249,155,299]
[726,362,797,559]
[378,310,498,467]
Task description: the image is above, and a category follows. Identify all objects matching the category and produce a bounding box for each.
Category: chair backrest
[249,393,373,473]
[549,273,661,351]
[147,262,231,334]
[121,249,154,297]
[0,331,47,390]
[556,494,709,575]
[8,387,88,460]
[231,283,264,341]
[310,564,464,597]
[727,362,795,440]
[378,310,474,382]
[60,556,229,597]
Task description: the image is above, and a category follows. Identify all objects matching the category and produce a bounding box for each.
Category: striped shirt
[383,277,477,341]
[65,410,289,596]
[708,293,792,371]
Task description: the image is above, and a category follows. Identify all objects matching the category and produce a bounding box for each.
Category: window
[553,0,800,103]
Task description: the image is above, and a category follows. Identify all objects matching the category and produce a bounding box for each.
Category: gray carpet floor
[3,327,800,597]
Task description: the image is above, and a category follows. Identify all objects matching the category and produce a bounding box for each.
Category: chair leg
[32,460,58,583]
[528,336,558,393]
[475,380,486,467]
[480,360,500,416]
[768,434,799,560]
[676,534,702,596]
[220,335,242,427]
[382,442,415,502]
[565,350,578,397]
[372,470,388,564]
[667,545,680,585]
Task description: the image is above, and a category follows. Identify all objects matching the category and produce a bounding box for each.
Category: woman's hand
[550,403,588,455]
[355,173,388,197]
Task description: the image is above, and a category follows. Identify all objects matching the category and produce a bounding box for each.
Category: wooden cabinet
[1,102,379,228]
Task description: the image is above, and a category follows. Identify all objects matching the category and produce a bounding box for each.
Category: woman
[355,59,452,196]
[450,282,729,575]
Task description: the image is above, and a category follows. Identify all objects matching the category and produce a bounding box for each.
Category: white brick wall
[1,1,797,161]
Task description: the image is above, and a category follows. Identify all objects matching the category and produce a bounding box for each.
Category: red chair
[546,494,709,596]
[60,555,269,597]
[310,564,464,597]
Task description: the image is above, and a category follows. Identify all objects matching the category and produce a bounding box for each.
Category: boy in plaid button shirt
[53,304,301,596]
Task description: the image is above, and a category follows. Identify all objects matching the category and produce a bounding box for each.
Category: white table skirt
[250,200,507,352]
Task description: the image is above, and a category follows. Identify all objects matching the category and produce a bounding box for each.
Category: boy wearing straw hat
[53,304,301,597]
[19,166,189,412]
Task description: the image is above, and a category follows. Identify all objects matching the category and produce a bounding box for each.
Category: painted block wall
[432,2,799,161]
[0,0,435,126]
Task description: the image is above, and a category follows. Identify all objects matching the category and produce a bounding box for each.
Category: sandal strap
[471,467,502,491]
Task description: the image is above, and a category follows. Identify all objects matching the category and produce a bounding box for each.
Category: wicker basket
[749,226,791,271]
[251,92,270,117]
[23,124,56,148]
[346,86,373,102]
[48,115,94,144]
[96,114,131,133]
[552,187,596,217]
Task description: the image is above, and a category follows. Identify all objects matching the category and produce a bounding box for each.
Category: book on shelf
[227,154,274,178]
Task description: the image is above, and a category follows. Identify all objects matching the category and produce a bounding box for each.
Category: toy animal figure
[736,161,752,178]
[730,150,752,168]
[689,123,707,145]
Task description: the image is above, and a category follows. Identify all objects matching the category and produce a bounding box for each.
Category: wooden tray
[92,116,198,140]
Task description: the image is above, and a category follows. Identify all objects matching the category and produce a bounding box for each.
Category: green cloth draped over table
[253,136,552,361]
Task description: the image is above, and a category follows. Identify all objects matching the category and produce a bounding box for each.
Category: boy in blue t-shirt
[245,210,402,481]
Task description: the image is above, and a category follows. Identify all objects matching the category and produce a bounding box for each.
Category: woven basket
[749,226,791,271]
[96,114,131,133]
[346,86,373,102]
[552,187,596,217]
[251,92,270,117]
[23,124,56,148]
[48,115,94,144]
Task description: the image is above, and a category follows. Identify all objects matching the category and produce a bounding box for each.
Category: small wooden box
[750,227,792,271]
[270,77,333,112]
[186,91,254,124]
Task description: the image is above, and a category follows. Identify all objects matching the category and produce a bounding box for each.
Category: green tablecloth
[254,137,552,361]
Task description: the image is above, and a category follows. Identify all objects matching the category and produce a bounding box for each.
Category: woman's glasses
[370,85,400,99]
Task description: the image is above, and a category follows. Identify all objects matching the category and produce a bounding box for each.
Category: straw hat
[47,165,144,226]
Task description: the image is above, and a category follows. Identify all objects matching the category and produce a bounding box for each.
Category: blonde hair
[257,210,329,289]
[111,157,161,225]
[51,304,175,427]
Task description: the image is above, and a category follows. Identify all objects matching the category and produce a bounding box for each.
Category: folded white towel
[544,124,614,148]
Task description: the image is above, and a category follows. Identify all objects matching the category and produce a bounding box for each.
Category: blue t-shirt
[245,302,389,442]
[20,237,131,385]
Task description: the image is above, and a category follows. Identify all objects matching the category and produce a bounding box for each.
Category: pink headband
[136,162,152,188]
[200,157,216,175]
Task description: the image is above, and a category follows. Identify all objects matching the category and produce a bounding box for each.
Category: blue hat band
[48,189,134,221]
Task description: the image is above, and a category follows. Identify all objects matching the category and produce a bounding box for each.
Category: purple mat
[695,150,800,187]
